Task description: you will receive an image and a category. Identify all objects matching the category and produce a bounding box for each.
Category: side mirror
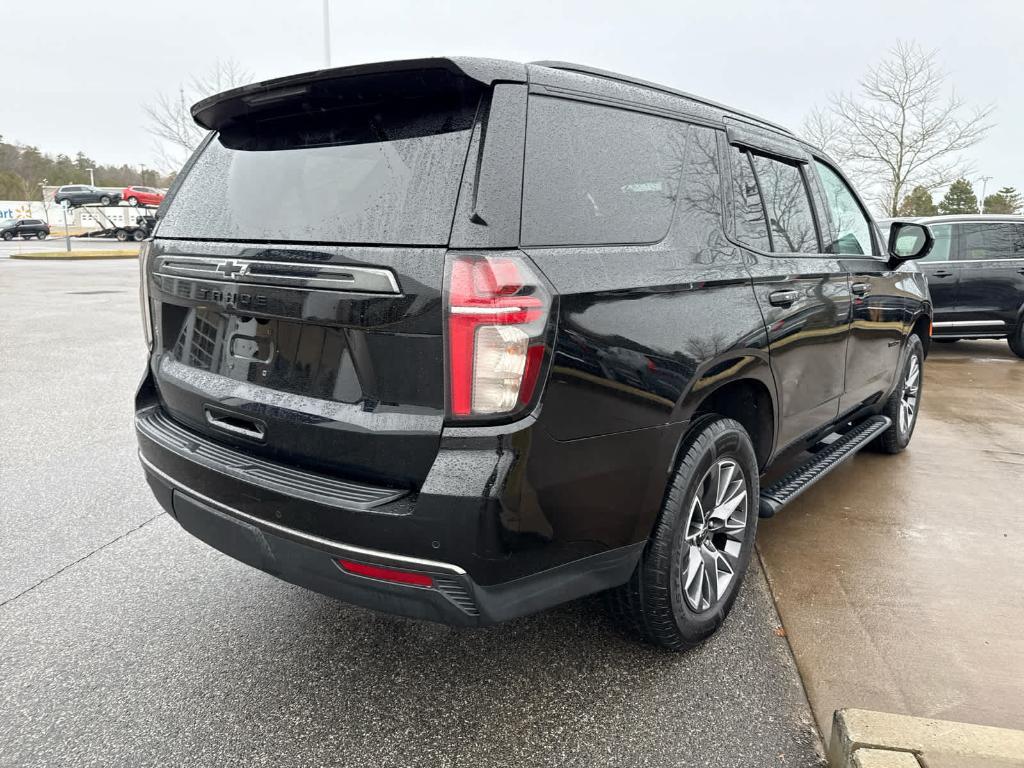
[888,221,934,262]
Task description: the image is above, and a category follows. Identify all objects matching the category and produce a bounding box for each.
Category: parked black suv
[1,218,49,240]
[880,215,1024,357]
[53,185,120,207]
[136,58,934,649]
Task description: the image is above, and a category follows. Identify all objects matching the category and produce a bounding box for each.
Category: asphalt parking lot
[0,259,823,767]
[3,258,1020,767]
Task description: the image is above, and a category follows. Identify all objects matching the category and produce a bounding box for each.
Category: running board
[758,415,892,518]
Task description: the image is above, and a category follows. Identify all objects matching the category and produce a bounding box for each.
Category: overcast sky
[3,0,1021,198]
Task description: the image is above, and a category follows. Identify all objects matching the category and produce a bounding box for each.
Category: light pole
[38,179,49,225]
[322,0,331,68]
[62,200,71,253]
[978,175,992,214]
[86,167,95,187]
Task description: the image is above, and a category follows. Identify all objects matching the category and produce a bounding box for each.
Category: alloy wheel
[899,355,920,435]
[680,458,748,612]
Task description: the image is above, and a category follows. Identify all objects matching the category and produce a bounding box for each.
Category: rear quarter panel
[528,244,770,441]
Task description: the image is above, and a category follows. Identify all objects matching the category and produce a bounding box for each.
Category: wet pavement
[759,338,1024,736]
[0,260,825,768]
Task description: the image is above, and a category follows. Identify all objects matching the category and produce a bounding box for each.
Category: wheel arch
[690,377,775,470]
[912,311,932,358]
[667,348,778,470]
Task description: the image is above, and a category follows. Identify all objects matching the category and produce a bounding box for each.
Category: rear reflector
[336,559,434,587]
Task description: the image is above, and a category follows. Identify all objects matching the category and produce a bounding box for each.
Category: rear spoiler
[191,57,527,131]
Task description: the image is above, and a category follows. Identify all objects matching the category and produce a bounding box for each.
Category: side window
[749,154,819,253]
[813,160,875,256]
[960,223,1024,260]
[917,223,953,262]
[729,147,772,252]
[522,97,687,246]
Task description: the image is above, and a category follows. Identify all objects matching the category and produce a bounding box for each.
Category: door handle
[204,406,266,441]
[933,270,953,278]
[768,289,798,307]
[851,282,870,295]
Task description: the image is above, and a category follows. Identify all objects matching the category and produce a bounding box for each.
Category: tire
[606,415,759,651]
[128,196,139,206]
[933,338,959,344]
[132,228,145,241]
[37,232,47,240]
[100,195,112,206]
[1008,322,1024,359]
[2,231,12,241]
[115,229,129,242]
[874,334,924,454]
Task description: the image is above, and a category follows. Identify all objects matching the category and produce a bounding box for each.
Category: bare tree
[802,42,994,216]
[145,59,253,172]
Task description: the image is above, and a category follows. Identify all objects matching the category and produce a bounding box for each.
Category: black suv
[135,58,934,649]
[1,218,49,240]
[53,185,120,207]
[880,215,1024,357]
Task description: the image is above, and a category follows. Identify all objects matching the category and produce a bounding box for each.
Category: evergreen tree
[0,170,28,199]
[938,178,979,215]
[983,186,1021,214]
[897,186,938,216]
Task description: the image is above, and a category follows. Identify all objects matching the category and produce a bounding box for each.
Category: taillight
[445,253,551,419]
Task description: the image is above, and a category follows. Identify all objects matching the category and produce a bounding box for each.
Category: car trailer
[75,202,156,242]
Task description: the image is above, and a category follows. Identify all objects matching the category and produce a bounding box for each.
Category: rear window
[158,94,478,245]
[521,97,686,246]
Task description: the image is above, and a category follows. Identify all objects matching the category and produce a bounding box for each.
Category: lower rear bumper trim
[139,451,466,575]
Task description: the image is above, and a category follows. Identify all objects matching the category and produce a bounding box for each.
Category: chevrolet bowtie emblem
[216,260,246,278]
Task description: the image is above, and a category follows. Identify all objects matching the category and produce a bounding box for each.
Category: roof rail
[530,60,795,137]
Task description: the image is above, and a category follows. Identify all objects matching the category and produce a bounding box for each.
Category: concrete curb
[9,251,138,260]
[829,709,1024,767]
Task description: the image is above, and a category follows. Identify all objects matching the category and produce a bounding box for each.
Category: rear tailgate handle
[204,406,266,442]
[768,289,798,307]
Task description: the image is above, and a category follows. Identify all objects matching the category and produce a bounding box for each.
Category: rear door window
[749,154,820,254]
[158,95,478,245]
[959,223,1024,260]
[729,147,772,252]
[521,97,686,246]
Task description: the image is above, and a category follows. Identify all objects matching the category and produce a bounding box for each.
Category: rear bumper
[135,359,676,626]
[142,455,642,627]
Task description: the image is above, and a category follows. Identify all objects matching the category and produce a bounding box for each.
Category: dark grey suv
[1,218,49,240]
[53,185,120,207]
[881,215,1024,357]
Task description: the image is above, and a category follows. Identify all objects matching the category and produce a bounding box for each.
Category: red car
[121,186,165,207]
